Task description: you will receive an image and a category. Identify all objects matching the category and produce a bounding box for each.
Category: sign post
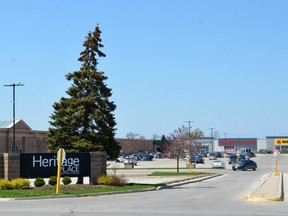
[273,150,280,176]
[56,148,66,194]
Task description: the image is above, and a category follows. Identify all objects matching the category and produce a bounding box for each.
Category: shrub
[48,176,57,186]
[97,175,114,186]
[10,178,30,189]
[97,175,127,186]
[62,176,72,185]
[0,179,13,190]
[111,175,127,186]
[34,177,45,187]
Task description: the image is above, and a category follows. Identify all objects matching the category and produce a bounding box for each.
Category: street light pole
[209,128,215,153]
[224,132,227,143]
[185,121,194,137]
[3,82,24,153]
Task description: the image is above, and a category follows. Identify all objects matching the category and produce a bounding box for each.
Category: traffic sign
[273,150,280,156]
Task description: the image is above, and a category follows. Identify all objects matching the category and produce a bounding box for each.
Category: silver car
[212,160,225,168]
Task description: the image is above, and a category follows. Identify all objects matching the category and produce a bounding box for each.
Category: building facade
[194,137,214,154]
[116,135,168,155]
[218,138,258,153]
[0,119,48,153]
[266,136,288,153]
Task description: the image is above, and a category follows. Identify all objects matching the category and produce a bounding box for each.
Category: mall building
[266,136,288,153]
[217,138,258,153]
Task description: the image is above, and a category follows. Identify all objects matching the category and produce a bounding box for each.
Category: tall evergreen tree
[48,25,120,160]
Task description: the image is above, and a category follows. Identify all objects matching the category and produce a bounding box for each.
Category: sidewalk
[245,172,283,202]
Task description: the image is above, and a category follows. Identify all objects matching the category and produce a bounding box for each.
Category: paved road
[1,154,288,216]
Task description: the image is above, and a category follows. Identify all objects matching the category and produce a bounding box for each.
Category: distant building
[193,137,214,154]
[218,138,258,153]
[266,136,288,153]
[0,119,47,153]
[116,135,168,155]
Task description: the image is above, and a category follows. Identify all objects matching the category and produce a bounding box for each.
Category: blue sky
[1,0,288,139]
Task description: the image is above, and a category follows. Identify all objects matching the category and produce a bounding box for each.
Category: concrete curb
[245,172,283,202]
[158,173,223,189]
[0,198,15,202]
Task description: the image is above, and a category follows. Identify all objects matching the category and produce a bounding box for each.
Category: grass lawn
[0,184,157,198]
[0,172,215,198]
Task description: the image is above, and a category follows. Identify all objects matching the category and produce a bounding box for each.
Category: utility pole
[209,128,215,153]
[223,132,228,143]
[185,121,194,137]
[3,82,24,153]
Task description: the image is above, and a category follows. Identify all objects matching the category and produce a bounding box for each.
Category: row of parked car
[116,152,163,165]
[191,151,257,171]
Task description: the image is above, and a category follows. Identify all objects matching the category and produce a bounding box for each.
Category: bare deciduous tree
[165,126,205,173]
[166,126,189,173]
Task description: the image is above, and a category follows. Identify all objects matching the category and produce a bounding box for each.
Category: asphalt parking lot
[107,156,233,170]
[106,156,237,184]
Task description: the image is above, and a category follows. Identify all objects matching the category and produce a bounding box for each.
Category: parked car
[131,154,141,161]
[215,152,223,158]
[245,152,256,158]
[153,152,163,158]
[204,152,209,157]
[232,159,257,171]
[124,156,137,166]
[212,160,225,168]
[208,153,217,160]
[228,154,246,164]
[116,155,125,163]
[191,156,205,164]
[142,154,154,161]
[228,154,237,164]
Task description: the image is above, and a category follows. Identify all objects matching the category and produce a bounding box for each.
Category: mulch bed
[29,184,114,191]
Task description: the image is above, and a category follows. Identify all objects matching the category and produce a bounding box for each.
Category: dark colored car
[142,154,153,161]
[215,152,223,158]
[245,152,256,157]
[232,159,257,171]
[228,154,237,164]
[228,154,246,164]
[191,156,205,164]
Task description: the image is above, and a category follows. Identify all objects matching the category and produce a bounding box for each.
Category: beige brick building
[0,119,48,153]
